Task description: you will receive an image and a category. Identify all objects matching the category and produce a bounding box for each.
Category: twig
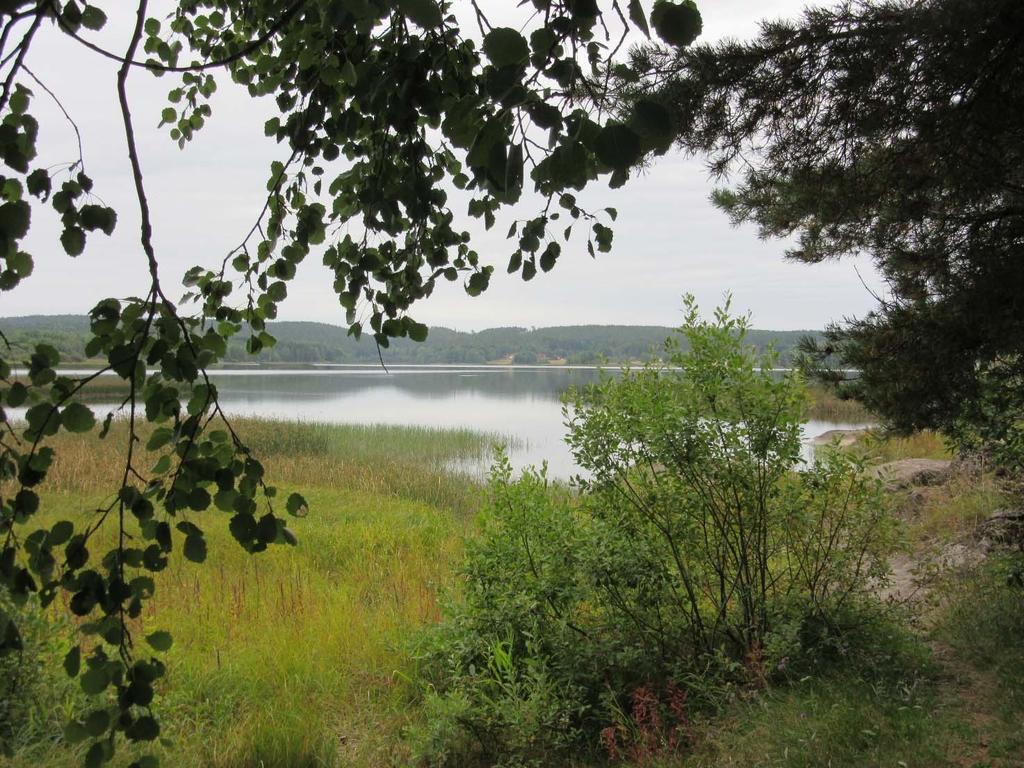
[0,5,42,114]
[21,64,85,171]
[375,338,390,374]
[116,0,160,287]
[55,0,307,74]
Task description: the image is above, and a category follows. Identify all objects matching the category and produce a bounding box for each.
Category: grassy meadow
[3,419,512,767]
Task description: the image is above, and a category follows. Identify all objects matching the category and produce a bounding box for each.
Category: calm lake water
[47,365,867,479]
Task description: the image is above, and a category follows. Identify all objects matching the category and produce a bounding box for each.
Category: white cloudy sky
[4,0,885,331]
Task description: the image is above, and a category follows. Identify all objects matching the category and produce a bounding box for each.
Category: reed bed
[10,374,131,402]
[23,417,515,516]
[805,384,875,422]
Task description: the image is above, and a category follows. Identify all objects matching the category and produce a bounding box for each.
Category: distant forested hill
[0,315,820,365]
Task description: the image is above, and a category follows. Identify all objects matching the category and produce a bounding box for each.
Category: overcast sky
[4,0,885,331]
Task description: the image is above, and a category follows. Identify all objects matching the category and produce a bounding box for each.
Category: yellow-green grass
[34,417,515,516]
[3,420,500,767]
[672,674,958,767]
[629,552,1024,768]
[842,427,1000,544]
[7,418,1021,768]
[657,556,1024,768]
[906,472,1007,543]
[653,425,1021,768]
[805,384,875,423]
[850,428,952,463]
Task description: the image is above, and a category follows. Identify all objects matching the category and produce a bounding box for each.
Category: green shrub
[410,460,595,767]
[412,298,898,767]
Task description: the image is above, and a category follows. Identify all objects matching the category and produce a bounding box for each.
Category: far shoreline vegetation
[0,314,823,367]
[1,321,875,424]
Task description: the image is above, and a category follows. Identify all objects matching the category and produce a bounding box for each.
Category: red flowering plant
[601,681,693,764]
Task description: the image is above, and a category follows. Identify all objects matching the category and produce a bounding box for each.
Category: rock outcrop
[975,509,1024,549]
[810,428,868,447]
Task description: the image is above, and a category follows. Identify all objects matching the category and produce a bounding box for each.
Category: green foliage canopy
[0,0,703,763]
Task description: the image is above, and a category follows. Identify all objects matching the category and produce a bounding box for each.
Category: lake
[47,365,868,479]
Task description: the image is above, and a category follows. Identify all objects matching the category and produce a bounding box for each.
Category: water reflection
[46,366,870,479]
[201,367,599,478]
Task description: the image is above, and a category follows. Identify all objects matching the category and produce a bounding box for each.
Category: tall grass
[9,488,466,767]
[2,419,508,767]
[31,418,515,516]
[850,429,952,463]
[805,384,875,422]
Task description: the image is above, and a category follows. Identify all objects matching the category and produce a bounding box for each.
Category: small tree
[567,296,893,660]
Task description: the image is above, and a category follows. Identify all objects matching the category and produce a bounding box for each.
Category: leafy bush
[411,461,595,767]
[412,299,897,767]
[944,364,1024,492]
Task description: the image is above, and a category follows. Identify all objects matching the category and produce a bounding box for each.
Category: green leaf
[145,630,173,652]
[407,320,428,343]
[63,720,90,744]
[285,492,308,517]
[539,242,561,272]
[595,122,643,169]
[26,168,50,198]
[183,535,206,563]
[628,0,650,37]
[61,402,95,433]
[80,667,108,695]
[61,226,86,256]
[49,520,74,546]
[650,0,702,48]
[229,513,256,544]
[0,201,30,239]
[146,428,173,451]
[6,381,27,407]
[84,742,106,768]
[80,5,107,30]
[396,0,442,28]
[84,709,110,737]
[63,645,81,677]
[483,28,530,68]
[466,271,489,297]
[341,60,357,86]
[8,85,29,114]
[629,99,674,149]
[127,715,160,742]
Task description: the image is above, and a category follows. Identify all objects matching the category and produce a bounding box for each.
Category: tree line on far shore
[0,315,820,366]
